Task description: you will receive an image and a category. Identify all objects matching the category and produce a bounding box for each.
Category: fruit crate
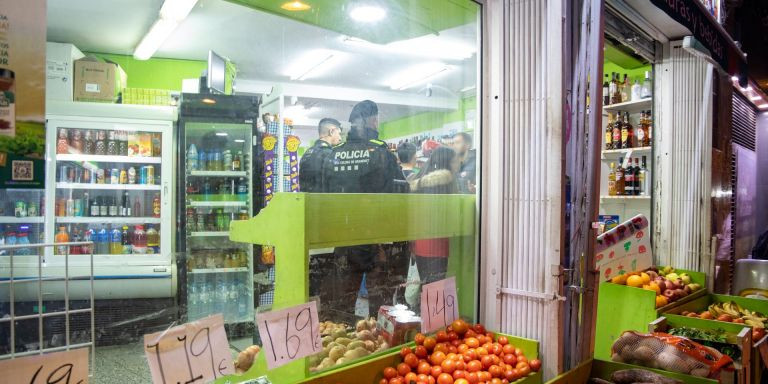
[648,315,752,384]
[594,269,707,361]
[301,333,541,384]
[546,358,717,384]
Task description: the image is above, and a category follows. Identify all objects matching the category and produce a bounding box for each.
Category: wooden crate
[546,359,718,384]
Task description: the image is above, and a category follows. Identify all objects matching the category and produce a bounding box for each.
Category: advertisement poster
[595,214,653,280]
[0,0,46,188]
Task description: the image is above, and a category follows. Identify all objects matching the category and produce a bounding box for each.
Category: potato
[611,352,624,363]
[335,337,352,346]
[631,345,655,362]
[332,329,347,339]
[322,336,333,346]
[329,345,346,361]
[356,319,369,332]
[356,330,374,341]
[343,347,370,360]
[347,340,364,350]
[690,367,710,377]
[363,340,376,351]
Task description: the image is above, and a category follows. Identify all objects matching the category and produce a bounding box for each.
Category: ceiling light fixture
[201,98,216,104]
[285,50,343,81]
[134,0,198,60]
[215,132,228,136]
[350,5,386,22]
[751,96,762,101]
[759,104,768,109]
[281,1,311,11]
[234,139,245,143]
[387,62,452,90]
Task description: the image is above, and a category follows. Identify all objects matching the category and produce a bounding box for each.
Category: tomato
[516,355,528,364]
[476,347,488,357]
[465,329,478,338]
[518,365,531,376]
[497,336,508,346]
[466,360,482,372]
[513,348,523,357]
[478,371,491,382]
[529,359,542,372]
[424,337,438,351]
[451,339,462,347]
[448,330,460,341]
[455,379,470,384]
[415,333,426,345]
[754,328,766,341]
[428,376,436,384]
[399,353,417,368]
[415,346,429,358]
[431,351,447,366]
[418,361,432,375]
[463,349,478,362]
[473,324,487,334]
[398,362,412,376]
[384,367,398,379]
[405,372,419,383]
[516,362,529,371]
[465,337,480,348]
[458,344,469,354]
[477,335,487,345]
[437,331,450,343]
[435,343,450,354]
[502,345,514,355]
[504,368,517,381]
[430,365,443,378]
[465,372,479,384]
[490,344,503,356]
[455,360,466,371]
[418,374,431,382]
[441,358,457,374]
[453,369,466,380]
[490,378,503,384]
[437,373,455,384]
[488,364,503,378]
[480,355,494,369]
[389,378,403,384]
[380,379,388,384]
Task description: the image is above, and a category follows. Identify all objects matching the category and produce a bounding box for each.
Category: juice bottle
[109,226,122,254]
[121,225,132,254]
[152,194,161,218]
[146,225,159,254]
[133,225,147,254]
[55,226,69,255]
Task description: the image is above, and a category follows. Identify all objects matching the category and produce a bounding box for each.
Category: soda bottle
[16,227,31,255]
[198,150,208,171]
[186,208,197,232]
[187,144,198,171]
[109,226,122,254]
[146,225,159,254]
[152,194,161,218]
[132,225,147,254]
[54,226,69,255]
[121,226,132,254]
[96,225,109,255]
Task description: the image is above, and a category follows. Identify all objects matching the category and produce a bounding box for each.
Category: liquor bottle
[631,80,642,101]
[57,128,69,154]
[83,192,90,217]
[107,130,117,156]
[605,114,614,150]
[109,225,122,255]
[83,130,94,155]
[632,158,641,195]
[66,194,75,217]
[55,226,69,255]
[614,159,625,196]
[645,110,653,146]
[187,144,199,171]
[621,74,630,102]
[603,74,610,105]
[611,73,622,104]
[608,73,617,105]
[639,156,650,196]
[623,158,635,196]
[641,71,652,98]
[133,198,141,217]
[121,225,132,254]
[109,196,118,217]
[90,196,100,217]
[132,225,147,254]
[99,196,108,217]
[123,192,132,217]
[152,194,161,218]
[620,112,633,149]
[233,151,243,171]
[608,162,617,196]
[95,130,106,155]
[611,114,621,150]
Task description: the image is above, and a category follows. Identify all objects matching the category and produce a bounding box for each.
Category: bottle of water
[16,229,31,256]
[215,281,226,315]
[204,281,215,316]
[96,225,109,255]
[229,281,239,320]
[188,281,198,320]
[187,144,199,171]
[238,282,248,319]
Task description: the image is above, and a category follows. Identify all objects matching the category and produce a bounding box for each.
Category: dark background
[726,0,768,91]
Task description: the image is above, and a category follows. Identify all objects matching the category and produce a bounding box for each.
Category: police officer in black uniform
[298,118,342,192]
[328,100,403,316]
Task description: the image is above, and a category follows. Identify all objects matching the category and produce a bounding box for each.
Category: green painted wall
[603,61,651,85]
[379,96,476,140]
[86,52,206,91]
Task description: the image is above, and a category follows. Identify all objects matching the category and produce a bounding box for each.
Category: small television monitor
[207,50,227,94]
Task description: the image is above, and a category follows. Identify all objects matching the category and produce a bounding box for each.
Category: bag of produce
[611,330,734,378]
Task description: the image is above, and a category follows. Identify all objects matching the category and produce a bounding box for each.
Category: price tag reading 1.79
[0,348,89,384]
[256,301,321,369]
[420,277,460,333]
[143,314,233,384]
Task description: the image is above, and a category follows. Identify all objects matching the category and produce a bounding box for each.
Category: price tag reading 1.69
[420,277,460,333]
[256,301,321,369]
[0,348,89,384]
[143,314,233,384]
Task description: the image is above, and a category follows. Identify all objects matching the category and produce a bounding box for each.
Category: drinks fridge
[177,94,260,325]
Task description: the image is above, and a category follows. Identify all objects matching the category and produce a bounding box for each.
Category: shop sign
[0,348,89,384]
[421,277,460,333]
[595,214,653,279]
[143,314,234,384]
[0,0,46,188]
[650,0,747,81]
[256,301,321,369]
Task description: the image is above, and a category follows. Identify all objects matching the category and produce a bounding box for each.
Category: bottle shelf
[600,195,651,201]
[189,201,248,208]
[56,217,161,224]
[188,267,248,274]
[188,170,247,177]
[603,98,652,114]
[56,182,161,191]
[57,154,162,164]
[601,146,652,159]
[0,216,44,224]
[188,231,230,237]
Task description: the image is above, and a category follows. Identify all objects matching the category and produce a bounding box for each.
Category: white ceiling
[46,0,479,97]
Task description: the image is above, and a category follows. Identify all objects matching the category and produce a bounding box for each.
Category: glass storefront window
[1,0,481,381]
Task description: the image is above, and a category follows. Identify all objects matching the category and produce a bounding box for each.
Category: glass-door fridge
[177,94,260,325]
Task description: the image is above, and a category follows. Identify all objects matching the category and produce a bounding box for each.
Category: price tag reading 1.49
[0,348,89,384]
[420,277,460,333]
[256,301,321,369]
[143,314,233,384]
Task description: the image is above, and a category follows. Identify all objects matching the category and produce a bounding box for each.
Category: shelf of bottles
[0,189,45,256]
[49,123,170,260]
[182,122,254,324]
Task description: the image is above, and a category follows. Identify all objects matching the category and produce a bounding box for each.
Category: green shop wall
[603,60,651,84]
[379,96,476,140]
[87,53,206,91]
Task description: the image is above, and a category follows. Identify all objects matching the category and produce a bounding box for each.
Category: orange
[647,282,661,294]
[655,295,668,308]
[626,275,644,287]
[640,272,651,284]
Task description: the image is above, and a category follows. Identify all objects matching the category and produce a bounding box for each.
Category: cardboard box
[46,42,85,101]
[73,57,127,103]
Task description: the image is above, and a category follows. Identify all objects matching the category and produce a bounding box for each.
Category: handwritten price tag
[0,348,89,384]
[143,314,233,384]
[596,214,653,279]
[420,277,459,333]
[256,301,321,369]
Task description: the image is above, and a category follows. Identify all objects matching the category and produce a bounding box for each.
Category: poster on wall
[0,0,46,189]
[595,214,653,280]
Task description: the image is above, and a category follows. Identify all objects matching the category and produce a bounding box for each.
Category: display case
[177,94,260,325]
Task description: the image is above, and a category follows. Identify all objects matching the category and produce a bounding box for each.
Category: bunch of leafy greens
[668,327,739,359]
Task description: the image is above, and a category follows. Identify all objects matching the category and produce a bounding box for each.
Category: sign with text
[420,277,459,333]
[0,348,89,384]
[596,214,653,280]
[256,301,321,370]
[143,314,233,384]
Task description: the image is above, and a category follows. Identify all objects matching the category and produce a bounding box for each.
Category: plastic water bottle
[187,144,199,171]
[204,281,214,316]
[188,281,198,320]
[214,281,225,315]
[198,150,207,171]
[237,282,248,319]
[16,230,31,255]
[96,225,109,255]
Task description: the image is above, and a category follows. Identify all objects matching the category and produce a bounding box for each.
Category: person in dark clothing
[328,100,403,317]
[753,229,768,260]
[298,118,342,192]
[451,132,477,193]
[397,142,418,180]
[408,146,460,284]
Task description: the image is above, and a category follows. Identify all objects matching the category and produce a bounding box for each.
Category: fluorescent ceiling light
[759,104,768,109]
[340,34,476,61]
[134,0,198,60]
[350,5,386,22]
[234,139,245,143]
[285,50,344,81]
[281,1,311,11]
[201,98,216,104]
[387,62,452,90]
[751,96,762,101]
[216,132,228,136]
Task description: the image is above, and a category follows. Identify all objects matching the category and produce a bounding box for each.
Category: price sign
[0,348,89,384]
[420,277,459,333]
[596,214,653,280]
[256,301,321,369]
[143,314,233,384]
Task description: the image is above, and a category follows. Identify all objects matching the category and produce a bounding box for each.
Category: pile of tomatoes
[378,319,541,384]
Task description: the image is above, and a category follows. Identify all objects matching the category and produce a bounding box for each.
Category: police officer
[299,118,342,192]
[328,100,402,317]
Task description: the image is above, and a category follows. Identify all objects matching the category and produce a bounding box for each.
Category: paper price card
[143,314,233,384]
[256,301,321,370]
[420,277,460,333]
[0,348,89,384]
[595,214,653,280]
